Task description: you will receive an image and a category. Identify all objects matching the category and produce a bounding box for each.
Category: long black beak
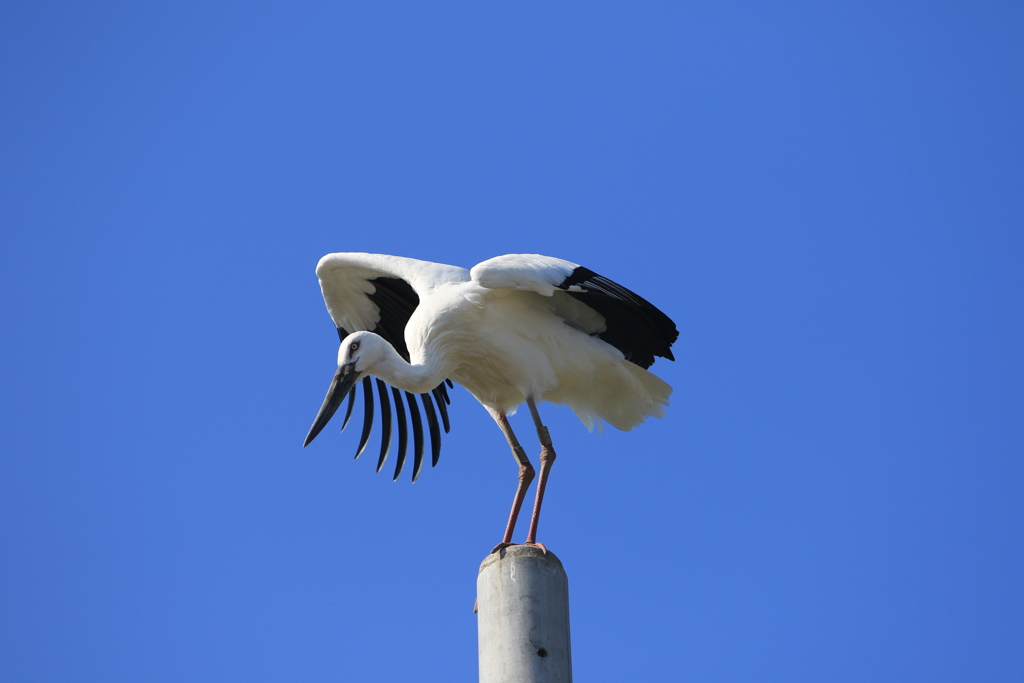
[303,362,359,447]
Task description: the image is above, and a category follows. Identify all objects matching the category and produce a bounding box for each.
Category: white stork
[304,253,677,552]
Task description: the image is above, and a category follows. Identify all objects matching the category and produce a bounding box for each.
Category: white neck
[366,336,449,395]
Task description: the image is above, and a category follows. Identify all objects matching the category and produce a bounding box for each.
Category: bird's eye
[350,341,360,352]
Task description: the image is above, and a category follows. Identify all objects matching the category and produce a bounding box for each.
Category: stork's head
[336,330,383,375]
[303,331,383,447]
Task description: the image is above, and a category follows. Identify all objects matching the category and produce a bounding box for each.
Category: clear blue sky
[2,2,1022,681]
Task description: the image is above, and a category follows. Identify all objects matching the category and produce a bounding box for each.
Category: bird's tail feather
[571,361,671,432]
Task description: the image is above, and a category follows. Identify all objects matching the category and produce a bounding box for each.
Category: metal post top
[478,545,565,574]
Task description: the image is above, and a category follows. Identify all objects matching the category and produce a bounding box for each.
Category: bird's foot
[490,541,548,554]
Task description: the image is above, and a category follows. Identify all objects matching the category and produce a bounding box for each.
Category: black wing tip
[390,386,408,481]
[340,386,356,432]
[405,391,425,483]
[432,385,451,434]
[421,393,442,468]
[374,378,392,473]
[354,376,374,460]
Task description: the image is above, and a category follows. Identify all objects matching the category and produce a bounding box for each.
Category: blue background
[2,2,1022,681]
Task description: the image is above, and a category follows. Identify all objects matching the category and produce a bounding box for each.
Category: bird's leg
[524,398,555,553]
[491,412,535,554]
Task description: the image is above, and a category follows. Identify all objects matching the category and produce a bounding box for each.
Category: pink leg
[524,398,555,553]
[491,413,535,553]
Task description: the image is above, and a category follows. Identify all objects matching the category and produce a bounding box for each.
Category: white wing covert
[470,254,578,296]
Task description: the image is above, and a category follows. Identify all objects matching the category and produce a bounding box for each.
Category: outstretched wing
[471,254,678,369]
[314,253,469,482]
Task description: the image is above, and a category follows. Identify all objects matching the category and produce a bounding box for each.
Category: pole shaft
[477,546,572,683]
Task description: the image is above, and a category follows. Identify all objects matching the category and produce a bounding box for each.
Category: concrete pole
[476,545,572,683]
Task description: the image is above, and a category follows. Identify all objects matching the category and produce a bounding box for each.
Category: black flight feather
[391,386,408,475]
[366,278,419,361]
[405,391,425,482]
[354,376,374,459]
[421,393,442,467]
[340,387,356,433]
[432,386,450,433]
[557,266,678,369]
[375,378,392,472]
